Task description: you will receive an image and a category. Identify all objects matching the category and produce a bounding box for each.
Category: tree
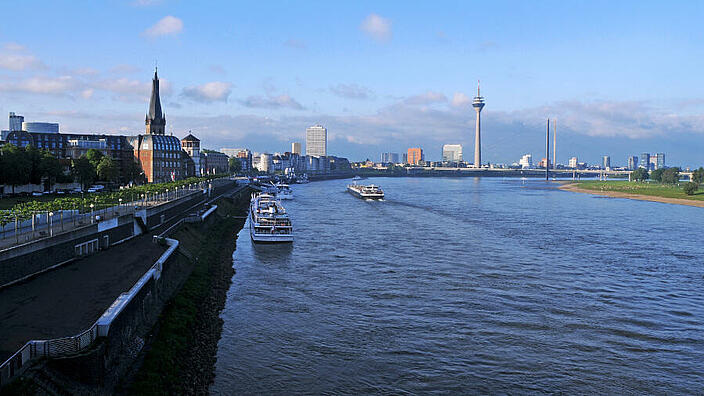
[650,168,665,182]
[630,168,649,182]
[122,159,143,184]
[25,145,43,185]
[229,157,242,173]
[661,167,680,184]
[72,157,95,190]
[96,157,119,183]
[683,182,698,196]
[2,144,31,193]
[85,149,104,169]
[692,167,704,184]
[40,151,64,191]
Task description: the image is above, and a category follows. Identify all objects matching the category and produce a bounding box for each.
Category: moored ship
[347,184,384,200]
[249,193,294,243]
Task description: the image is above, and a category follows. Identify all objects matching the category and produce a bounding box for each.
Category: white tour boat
[249,193,294,243]
[275,183,294,200]
[347,184,384,200]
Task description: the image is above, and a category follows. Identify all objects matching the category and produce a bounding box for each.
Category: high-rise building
[568,156,578,168]
[402,153,408,163]
[628,155,638,170]
[381,152,399,164]
[306,125,327,156]
[442,144,463,163]
[291,142,302,155]
[602,155,611,170]
[639,153,650,170]
[519,154,533,169]
[653,153,665,170]
[407,147,424,165]
[9,112,23,132]
[472,81,485,167]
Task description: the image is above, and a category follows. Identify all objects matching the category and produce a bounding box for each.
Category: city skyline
[0,1,703,166]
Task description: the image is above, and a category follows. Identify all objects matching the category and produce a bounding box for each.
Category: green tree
[683,182,698,196]
[650,168,665,182]
[85,149,104,168]
[2,144,31,193]
[692,167,704,184]
[72,157,95,190]
[25,145,43,185]
[630,168,649,182]
[97,157,119,183]
[228,157,242,173]
[40,151,64,191]
[661,167,680,184]
[122,159,143,184]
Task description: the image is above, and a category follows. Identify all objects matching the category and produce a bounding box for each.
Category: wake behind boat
[347,184,384,200]
[249,193,294,243]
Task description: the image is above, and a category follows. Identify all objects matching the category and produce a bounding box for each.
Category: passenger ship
[249,193,294,243]
[347,184,384,200]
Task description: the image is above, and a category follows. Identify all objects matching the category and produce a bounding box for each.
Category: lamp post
[49,212,54,237]
[166,189,169,201]
[90,204,95,224]
[118,198,123,216]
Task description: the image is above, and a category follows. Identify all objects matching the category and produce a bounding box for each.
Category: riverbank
[125,195,248,395]
[559,181,704,208]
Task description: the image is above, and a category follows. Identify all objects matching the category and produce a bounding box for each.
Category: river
[211,177,704,394]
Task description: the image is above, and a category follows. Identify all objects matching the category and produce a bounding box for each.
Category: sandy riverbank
[558,183,704,208]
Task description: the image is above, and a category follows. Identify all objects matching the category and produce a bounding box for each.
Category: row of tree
[0,144,143,193]
[630,166,704,195]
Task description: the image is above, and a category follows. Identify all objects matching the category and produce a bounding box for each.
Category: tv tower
[472,80,485,168]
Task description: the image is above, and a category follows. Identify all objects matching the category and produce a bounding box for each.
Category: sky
[1,0,704,167]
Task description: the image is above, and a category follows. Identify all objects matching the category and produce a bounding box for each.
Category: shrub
[683,182,698,196]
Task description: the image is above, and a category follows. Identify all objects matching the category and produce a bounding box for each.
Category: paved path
[0,234,164,362]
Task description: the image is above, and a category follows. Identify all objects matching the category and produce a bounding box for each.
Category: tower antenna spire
[477,80,480,97]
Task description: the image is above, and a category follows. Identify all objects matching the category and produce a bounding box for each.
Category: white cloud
[330,83,374,99]
[360,13,392,42]
[451,92,471,107]
[404,91,447,105]
[81,89,94,99]
[3,42,25,51]
[0,76,78,94]
[240,94,304,110]
[182,81,233,103]
[144,16,183,38]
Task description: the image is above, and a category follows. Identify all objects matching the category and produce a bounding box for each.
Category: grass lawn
[572,180,704,201]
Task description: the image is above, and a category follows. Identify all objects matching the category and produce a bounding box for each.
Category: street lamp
[48,212,54,237]
[90,204,95,224]
[118,198,123,216]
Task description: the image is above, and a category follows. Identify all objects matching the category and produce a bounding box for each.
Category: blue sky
[1,0,703,166]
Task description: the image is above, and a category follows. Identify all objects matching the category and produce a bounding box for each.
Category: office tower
[291,142,302,155]
[519,154,533,169]
[653,153,665,170]
[639,153,650,170]
[407,148,423,165]
[306,125,327,156]
[442,144,463,162]
[9,112,23,132]
[602,156,611,170]
[472,81,485,167]
[381,152,399,164]
[568,157,578,168]
[628,156,638,170]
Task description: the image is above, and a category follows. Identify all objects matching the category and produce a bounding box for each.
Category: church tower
[145,68,166,135]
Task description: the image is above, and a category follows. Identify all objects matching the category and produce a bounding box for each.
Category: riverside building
[442,144,463,163]
[306,125,327,156]
[407,148,424,165]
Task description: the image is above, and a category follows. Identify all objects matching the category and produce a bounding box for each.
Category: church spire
[146,67,166,135]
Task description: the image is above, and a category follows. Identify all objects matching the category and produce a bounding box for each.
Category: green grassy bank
[570,180,704,201]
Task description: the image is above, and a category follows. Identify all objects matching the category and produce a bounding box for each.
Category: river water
[211,177,704,394]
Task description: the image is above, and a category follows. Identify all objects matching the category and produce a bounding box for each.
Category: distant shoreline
[558,182,704,208]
